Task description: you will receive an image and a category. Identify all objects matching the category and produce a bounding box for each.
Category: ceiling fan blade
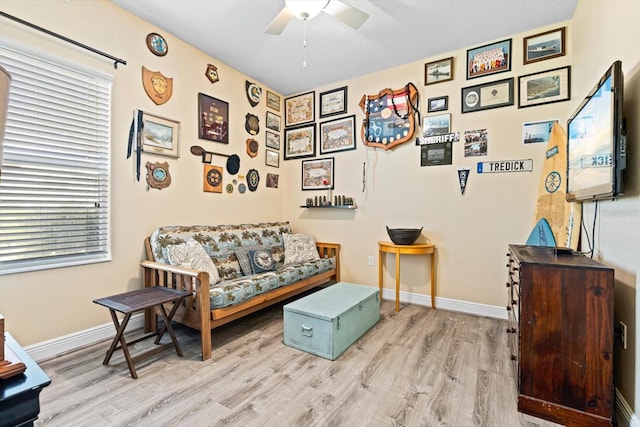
[323,0,369,29]
[265,6,294,35]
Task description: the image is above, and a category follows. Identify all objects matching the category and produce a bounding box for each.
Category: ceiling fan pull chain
[302,18,308,68]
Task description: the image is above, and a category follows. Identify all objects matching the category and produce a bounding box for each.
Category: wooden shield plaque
[142,66,173,105]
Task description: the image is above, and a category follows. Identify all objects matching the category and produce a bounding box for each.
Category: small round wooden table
[378,241,436,312]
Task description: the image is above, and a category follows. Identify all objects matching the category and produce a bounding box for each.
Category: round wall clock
[146,33,168,57]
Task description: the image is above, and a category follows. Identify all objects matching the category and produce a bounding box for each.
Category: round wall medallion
[245,113,259,135]
[146,33,168,57]
[247,168,260,191]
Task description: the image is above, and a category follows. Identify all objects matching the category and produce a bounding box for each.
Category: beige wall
[0,0,286,344]
[571,0,640,419]
[284,32,572,308]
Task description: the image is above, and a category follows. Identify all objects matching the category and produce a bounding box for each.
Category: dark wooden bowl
[386,226,422,245]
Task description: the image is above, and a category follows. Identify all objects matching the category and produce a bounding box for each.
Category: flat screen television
[566,60,626,202]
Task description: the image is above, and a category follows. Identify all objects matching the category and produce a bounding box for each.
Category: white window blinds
[0,42,112,274]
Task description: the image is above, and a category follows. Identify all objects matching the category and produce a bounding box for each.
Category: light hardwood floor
[34,297,563,427]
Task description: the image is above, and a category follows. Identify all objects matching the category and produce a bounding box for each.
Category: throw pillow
[166,238,219,285]
[248,248,276,274]
[234,245,264,275]
[283,233,320,265]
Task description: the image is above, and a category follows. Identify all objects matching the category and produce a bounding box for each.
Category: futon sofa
[140,221,340,360]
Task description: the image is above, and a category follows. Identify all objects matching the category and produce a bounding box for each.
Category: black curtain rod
[0,11,127,69]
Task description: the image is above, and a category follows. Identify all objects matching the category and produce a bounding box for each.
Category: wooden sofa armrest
[316,242,341,282]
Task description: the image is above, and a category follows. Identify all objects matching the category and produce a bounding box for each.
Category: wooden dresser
[506,245,614,427]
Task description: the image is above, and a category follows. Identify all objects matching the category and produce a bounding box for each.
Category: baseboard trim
[617,387,639,427]
[380,289,508,320]
[24,314,144,363]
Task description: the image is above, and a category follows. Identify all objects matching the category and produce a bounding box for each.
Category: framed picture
[522,119,558,144]
[461,78,514,113]
[319,86,347,118]
[284,123,316,160]
[266,131,280,150]
[285,91,315,127]
[265,149,279,168]
[198,93,229,143]
[319,115,356,155]
[466,39,511,79]
[422,113,451,137]
[266,173,279,188]
[425,57,453,85]
[518,66,571,108]
[301,157,334,191]
[266,111,281,132]
[266,90,280,111]
[523,27,566,65]
[427,96,448,112]
[139,111,180,158]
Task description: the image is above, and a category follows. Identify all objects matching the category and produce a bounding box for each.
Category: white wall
[571,0,640,423]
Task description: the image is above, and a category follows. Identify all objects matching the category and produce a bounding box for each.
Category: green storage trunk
[283,282,380,360]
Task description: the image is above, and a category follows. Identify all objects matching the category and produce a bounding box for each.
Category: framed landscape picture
[139,111,180,158]
[284,123,316,160]
[523,27,566,65]
[266,131,280,150]
[518,66,571,108]
[285,91,315,127]
[266,111,281,132]
[427,96,448,112]
[466,39,511,79]
[266,90,281,111]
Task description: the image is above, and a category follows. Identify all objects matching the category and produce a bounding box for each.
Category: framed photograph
[518,66,571,108]
[461,78,514,113]
[522,119,558,144]
[266,90,280,111]
[266,111,281,132]
[284,123,316,160]
[319,115,356,155]
[139,110,180,158]
[523,27,566,65]
[266,173,279,188]
[319,86,347,118]
[265,149,279,168]
[425,57,453,85]
[422,113,451,137]
[265,131,280,150]
[427,96,448,112]
[466,39,511,79]
[285,91,315,127]
[301,157,334,191]
[198,93,229,143]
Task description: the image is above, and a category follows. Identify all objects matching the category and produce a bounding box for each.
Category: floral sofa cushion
[149,222,335,309]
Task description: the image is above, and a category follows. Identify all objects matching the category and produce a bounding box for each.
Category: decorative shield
[246,81,262,107]
[205,64,219,84]
[359,83,420,151]
[145,161,171,189]
[142,66,173,105]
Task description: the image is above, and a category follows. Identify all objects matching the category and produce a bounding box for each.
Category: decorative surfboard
[532,123,581,249]
[526,218,556,247]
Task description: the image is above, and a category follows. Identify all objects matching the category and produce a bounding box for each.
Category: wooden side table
[93,287,191,379]
[378,241,436,312]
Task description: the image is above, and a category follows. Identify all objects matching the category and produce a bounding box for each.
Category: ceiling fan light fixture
[285,0,329,20]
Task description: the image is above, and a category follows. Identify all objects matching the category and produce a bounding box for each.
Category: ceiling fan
[265,0,369,35]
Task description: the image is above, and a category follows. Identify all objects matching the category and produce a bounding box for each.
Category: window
[0,41,112,274]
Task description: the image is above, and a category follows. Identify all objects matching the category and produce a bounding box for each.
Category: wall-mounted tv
[566,60,626,202]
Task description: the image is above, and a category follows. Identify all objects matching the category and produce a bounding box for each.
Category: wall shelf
[299,205,358,210]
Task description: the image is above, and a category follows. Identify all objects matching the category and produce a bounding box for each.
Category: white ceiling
[111,0,578,96]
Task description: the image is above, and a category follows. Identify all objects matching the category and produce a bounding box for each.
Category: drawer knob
[301,324,313,337]
[506,282,511,288]
[506,306,511,311]
[510,354,517,361]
